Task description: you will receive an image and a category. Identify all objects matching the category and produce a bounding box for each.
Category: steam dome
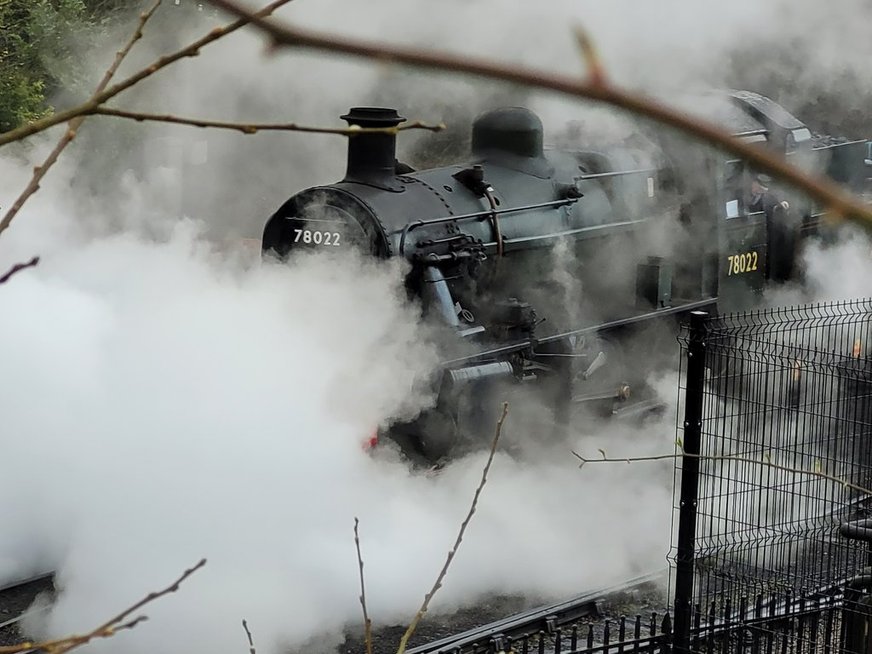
[471,107,545,160]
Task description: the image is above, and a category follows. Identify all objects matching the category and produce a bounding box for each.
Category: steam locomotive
[261,91,870,460]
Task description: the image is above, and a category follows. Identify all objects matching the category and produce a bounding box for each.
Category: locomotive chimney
[340,107,406,188]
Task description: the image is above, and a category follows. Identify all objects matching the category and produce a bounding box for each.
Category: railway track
[0,572,54,595]
[1,569,665,654]
[335,570,666,654]
[404,571,666,654]
[0,572,55,649]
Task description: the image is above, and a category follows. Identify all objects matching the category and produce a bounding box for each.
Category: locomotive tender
[261,91,869,460]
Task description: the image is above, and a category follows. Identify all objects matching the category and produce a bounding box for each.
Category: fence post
[672,310,709,654]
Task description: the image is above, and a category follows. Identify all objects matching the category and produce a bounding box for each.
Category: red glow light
[362,430,379,451]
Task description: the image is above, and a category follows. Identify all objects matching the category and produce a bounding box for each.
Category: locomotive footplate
[572,383,632,404]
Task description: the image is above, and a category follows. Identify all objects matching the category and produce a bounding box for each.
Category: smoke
[790,227,872,303]
[3,0,872,652]
[0,123,677,654]
[0,171,678,654]
[50,0,872,240]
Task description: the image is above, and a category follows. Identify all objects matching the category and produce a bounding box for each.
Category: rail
[0,572,54,594]
[0,571,55,636]
[406,570,665,654]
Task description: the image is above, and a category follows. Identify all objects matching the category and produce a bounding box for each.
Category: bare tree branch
[354,518,373,654]
[572,448,872,497]
[0,257,39,285]
[241,619,256,654]
[205,0,872,228]
[97,2,164,95]
[89,107,445,136]
[0,558,207,654]
[0,0,296,150]
[572,26,606,87]
[396,402,510,654]
[0,0,163,239]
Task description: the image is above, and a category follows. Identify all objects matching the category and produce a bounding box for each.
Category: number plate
[725,251,760,276]
[293,228,342,247]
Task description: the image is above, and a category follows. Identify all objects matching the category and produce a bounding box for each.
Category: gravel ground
[0,577,668,654]
[335,593,541,654]
[334,581,669,654]
[0,579,535,654]
[0,577,55,648]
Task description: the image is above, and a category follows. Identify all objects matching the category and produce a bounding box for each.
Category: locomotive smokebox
[340,107,406,189]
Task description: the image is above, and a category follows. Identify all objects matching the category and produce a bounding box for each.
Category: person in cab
[748,174,795,282]
[748,174,790,215]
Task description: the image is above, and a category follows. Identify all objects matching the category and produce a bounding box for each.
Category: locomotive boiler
[260,94,870,461]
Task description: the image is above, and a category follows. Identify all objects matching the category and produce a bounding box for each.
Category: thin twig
[242,619,256,654]
[0,0,296,150]
[96,2,164,96]
[0,257,39,285]
[354,518,373,654]
[205,0,872,228]
[396,402,510,654]
[0,558,207,654]
[89,107,445,135]
[72,558,207,649]
[0,129,89,237]
[0,0,162,238]
[571,449,872,497]
[572,26,606,87]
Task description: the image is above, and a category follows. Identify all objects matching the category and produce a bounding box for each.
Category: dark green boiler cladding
[263,106,623,262]
[262,106,658,331]
[260,94,870,461]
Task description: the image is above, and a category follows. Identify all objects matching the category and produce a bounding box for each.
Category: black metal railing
[496,612,672,654]
[686,592,842,654]
[406,591,867,654]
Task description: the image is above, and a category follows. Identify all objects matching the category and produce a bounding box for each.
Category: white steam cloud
[2,0,871,653]
[0,196,676,653]
[770,226,872,306]
[0,147,677,654]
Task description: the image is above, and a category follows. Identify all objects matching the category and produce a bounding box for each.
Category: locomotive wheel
[417,404,462,462]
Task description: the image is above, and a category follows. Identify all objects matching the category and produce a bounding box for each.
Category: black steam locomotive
[261,91,870,460]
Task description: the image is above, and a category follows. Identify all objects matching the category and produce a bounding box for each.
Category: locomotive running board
[440,297,719,369]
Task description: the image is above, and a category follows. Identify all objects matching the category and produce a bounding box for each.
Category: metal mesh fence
[670,299,872,654]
